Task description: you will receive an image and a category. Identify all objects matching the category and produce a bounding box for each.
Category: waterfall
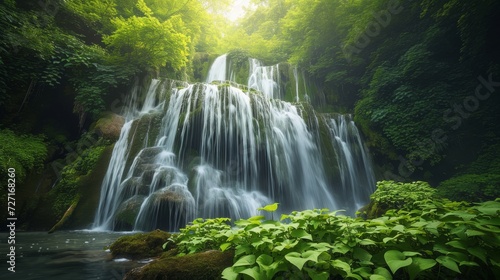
[326,115,376,214]
[93,54,376,231]
[206,54,227,83]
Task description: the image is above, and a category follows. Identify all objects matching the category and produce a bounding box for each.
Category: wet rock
[110,229,172,260]
[124,250,234,280]
[94,113,125,141]
[115,195,146,230]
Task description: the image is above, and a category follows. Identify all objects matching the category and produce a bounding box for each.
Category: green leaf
[285,252,308,271]
[256,254,273,268]
[240,267,261,280]
[306,269,330,280]
[220,242,232,252]
[359,239,377,246]
[436,255,461,274]
[407,257,436,280]
[233,255,256,267]
[373,267,392,280]
[468,247,487,264]
[446,240,467,250]
[353,247,372,262]
[302,250,324,263]
[331,259,352,275]
[221,266,245,280]
[291,229,313,241]
[465,229,485,236]
[384,250,413,274]
[258,203,279,212]
[459,261,479,267]
[332,243,351,254]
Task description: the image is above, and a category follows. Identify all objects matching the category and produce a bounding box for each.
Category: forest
[0,0,499,279]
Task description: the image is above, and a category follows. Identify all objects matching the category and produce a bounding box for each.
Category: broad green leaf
[370,275,387,280]
[359,238,377,246]
[384,250,413,274]
[333,243,351,254]
[403,251,421,257]
[280,214,289,221]
[291,229,313,241]
[233,254,256,267]
[459,261,479,267]
[331,259,352,274]
[468,247,487,264]
[285,252,308,270]
[221,266,245,280]
[474,201,500,215]
[352,266,371,278]
[436,255,461,273]
[302,250,326,263]
[258,203,279,212]
[240,267,261,280]
[371,267,392,280]
[220,242,232,252]
[407,257,436,280]
[446,240,467,250]
[353,247,372,262]
[392,224,405,232]
[221,267,238,280]
[307,269,330,280]
[256,254,273,267]
[465,229,485,236]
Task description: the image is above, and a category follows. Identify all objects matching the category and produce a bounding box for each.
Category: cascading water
[93,54,375,231]
[325,115,376,213]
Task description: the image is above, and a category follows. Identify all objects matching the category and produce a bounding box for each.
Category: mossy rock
[93,112,125,141]
[110,230,172,259]
[124,250,234,280]
[115,195,146,230]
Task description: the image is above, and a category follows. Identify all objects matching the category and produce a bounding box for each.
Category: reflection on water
[0,231,145,279]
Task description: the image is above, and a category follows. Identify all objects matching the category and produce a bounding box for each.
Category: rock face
[94,112,125,140]
[124,250,234,280]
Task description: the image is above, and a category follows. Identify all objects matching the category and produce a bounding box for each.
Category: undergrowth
[172,191,500,279]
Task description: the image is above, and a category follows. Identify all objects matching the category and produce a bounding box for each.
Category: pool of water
[0,231,148,280]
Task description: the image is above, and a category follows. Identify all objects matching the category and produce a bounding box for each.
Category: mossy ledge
[110,230,172,259]
[124,250,234,280]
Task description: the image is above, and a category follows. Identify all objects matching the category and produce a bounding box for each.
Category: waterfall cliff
[93,54,375,231]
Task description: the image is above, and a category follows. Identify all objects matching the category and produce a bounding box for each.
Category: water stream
[0,231,140,280]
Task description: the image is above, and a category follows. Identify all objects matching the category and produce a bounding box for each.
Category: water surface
[0,231,146,280]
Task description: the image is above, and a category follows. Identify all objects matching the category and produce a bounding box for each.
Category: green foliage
[49,138,107,216]
[103,14,190,70]
[437,174,500,203]
[370,181,437,212]
[174,198,500,280]
[174,217,232,254]
[0,129,47,182]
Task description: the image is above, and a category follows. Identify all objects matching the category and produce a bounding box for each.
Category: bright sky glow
[226,0,250,21]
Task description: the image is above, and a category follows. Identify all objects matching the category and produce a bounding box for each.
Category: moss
[110,229,172,259]
[124,250,234,280]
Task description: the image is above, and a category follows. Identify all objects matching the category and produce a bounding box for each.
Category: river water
[0,231,146,280]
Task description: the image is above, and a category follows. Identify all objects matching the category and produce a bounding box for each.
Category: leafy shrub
[0,129,47,182]
[437,174,500,202]
[173,199,500,280]
[363,180,437,217]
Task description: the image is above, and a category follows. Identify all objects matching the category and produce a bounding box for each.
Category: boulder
[94,113,125,140]
[124,250,234,280]
[110,229,172,259]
